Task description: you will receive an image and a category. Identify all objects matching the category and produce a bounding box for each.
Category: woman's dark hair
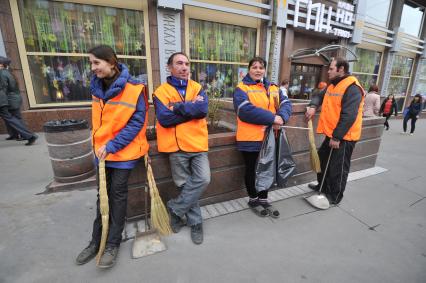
[281,79,289,86]
[411,94,423,105]
[167,52,189,65]
[88,45,119,71]
[368,85,379,93]
[248,57,267,69]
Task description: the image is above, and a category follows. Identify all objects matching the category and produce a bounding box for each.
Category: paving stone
[213,203,228,215]
[204,204,220,218]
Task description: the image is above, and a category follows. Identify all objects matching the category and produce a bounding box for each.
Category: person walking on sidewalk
[402,94,422,135]
[363,85,380,118]
[305,57,364,205]
[153,52,210,245]
[233,57,292,218]
[379,94,398,130]
[76,45,149,268]
[0,56,37,145]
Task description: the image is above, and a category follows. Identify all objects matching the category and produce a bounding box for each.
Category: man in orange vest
[153,52,210,244]
[305,57,364,205]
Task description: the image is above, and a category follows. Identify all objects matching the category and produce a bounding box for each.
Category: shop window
[414,59,426,110]
[365,0,391,27]
[400,1,424,37]
[388,55,414,111]
[289,63,321,100]
[352,48,381,91]
[189,19,257,97]
[17,0,148,106]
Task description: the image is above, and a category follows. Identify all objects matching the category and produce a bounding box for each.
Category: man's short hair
[333,57,349,73]
[167,52,189,65]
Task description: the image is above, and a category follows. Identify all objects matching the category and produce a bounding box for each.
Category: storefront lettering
[293,0,353,38]
[157,9,182,82]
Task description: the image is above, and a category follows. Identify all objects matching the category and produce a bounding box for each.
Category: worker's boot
[98,246,119,269]
[75,242,98,265]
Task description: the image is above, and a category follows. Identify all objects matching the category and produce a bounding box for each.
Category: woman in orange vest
[75,45,149,269]
[233,57,292,218]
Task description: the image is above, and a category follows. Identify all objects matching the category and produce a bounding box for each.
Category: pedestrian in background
[379,94,398,130]
[363,85,380,118]
[280,79,289,99]
[402,94,422,135]
[153,52,210,245]
[76,45,149,268]
[233,57,292,218]
[0,56,37,145]
[311,81,327,100]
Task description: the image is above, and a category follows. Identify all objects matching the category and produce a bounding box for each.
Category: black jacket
[0,69,21,109]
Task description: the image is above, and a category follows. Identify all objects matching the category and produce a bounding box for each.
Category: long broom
[144,155,172,236]
[308,119,321,173]
[96,159,109,265]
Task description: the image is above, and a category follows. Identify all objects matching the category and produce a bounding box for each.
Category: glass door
[289,64,321,100]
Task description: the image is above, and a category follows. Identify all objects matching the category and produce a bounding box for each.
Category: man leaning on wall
[153,52,210,245]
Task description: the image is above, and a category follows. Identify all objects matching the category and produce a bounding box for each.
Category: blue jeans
[167,152,211,226]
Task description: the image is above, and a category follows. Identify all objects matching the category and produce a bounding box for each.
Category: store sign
[294,0,354,38]
[157,9,182,83]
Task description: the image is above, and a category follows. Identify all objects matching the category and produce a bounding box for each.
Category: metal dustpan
[305,149,332,210]
[305,193,330,210]
[132,185,167,258]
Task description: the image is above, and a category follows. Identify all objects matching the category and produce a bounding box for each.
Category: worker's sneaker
[308,183,320,192]
[75,242,98,265]
[168,207,184,233]
[98,246,119,269]
[190,223,203,245]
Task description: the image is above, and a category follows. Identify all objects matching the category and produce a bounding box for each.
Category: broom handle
[318,148,333,194]
[280,126,309,130]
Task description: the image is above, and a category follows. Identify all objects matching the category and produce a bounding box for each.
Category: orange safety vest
[154,80,208,153]
[92,83,149,161]
[317,76,365,141]
[236,82,280,142]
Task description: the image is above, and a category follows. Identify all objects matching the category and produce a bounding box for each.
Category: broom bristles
[308,120,321,173]
[145,156,173,236]
[96,160,109,265]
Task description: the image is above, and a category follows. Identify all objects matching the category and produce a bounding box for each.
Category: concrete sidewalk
[0,118,425,283]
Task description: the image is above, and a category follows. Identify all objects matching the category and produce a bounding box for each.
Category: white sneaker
[410,133,413,136]
[400,132,406,135]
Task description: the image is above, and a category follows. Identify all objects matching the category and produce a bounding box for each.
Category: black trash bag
[276,129,296,187]
[255,126,276,192]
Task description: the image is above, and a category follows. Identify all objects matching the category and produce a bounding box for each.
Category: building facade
[0,0,425,132]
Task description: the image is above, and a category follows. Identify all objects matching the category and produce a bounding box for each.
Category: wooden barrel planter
[43,119,95,183]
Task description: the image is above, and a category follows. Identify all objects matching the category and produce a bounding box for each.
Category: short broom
[96,160,109,265]
[308,119,321,173]
[144,155,172,236]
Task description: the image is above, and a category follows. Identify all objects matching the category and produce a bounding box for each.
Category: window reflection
[289,64,321,100]
[17,0,148,105]
[352,48,381,91]
[400,2,424,37]
[365,0,391,27]
[189,19,257,97]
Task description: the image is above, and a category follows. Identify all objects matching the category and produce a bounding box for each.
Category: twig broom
[308,119,321,173]
[144,155,172,236]
[96,160,109,265]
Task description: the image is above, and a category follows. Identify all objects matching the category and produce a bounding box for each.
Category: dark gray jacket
[0,69,22,109]
[308,75,363,141]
